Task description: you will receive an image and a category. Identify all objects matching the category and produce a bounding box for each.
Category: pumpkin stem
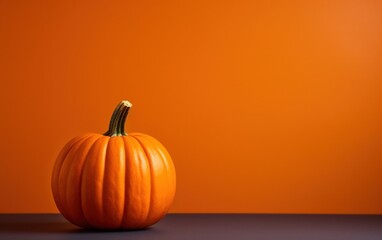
[104,100,132,137]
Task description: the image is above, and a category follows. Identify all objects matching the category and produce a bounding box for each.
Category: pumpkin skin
[51,101,176,230]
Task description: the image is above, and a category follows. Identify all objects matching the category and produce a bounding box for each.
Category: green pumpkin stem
[104,100,132,137]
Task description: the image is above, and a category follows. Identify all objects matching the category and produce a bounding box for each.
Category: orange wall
[0,0,381,214]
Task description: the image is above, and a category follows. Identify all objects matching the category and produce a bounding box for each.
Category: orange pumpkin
[51,100,176,230]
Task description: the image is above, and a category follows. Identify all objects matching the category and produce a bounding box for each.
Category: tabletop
[0,214,381,240]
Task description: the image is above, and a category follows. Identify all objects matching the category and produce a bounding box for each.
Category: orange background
[0,0,381,214]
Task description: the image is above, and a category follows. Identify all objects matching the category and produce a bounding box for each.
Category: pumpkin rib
[129,134,154,227]
[101,137,110,228]
[133,134,170,171]
[52,134,90,216]
[102,136,126,229]
[80,136,106,228]
[147,134,176,203]
[65,134,101,228]
[120,136,129,229]
[120,136,132,229]
[63,136,94,227]
[132,134,175,225]
[133,134,165,223]
[133,134,176,216]
[80,136,109,228]
[120,136,151,229]
[57,135,95,223]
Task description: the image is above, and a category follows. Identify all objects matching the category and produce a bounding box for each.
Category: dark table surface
[0,214,381,240]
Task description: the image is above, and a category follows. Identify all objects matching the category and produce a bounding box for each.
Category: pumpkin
[51,100,176,230]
